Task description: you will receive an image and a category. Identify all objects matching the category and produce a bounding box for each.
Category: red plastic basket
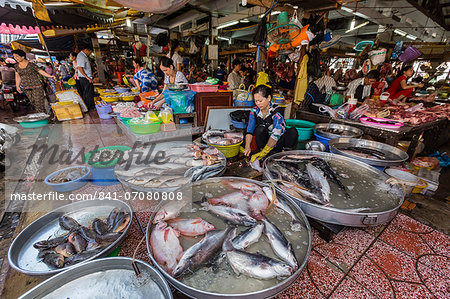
[189,84,218,93]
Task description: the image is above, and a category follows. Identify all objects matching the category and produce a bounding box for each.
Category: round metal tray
[314,123,364,139]
[8,199,133,276]
[146,177,312,299]
[263,151,404,227]
[13,113,50,123]
[329,138,409,167]
[19,257,172,299]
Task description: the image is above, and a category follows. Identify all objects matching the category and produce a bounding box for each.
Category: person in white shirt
[345,70,380,102]
[167,40,183,72]
[227,59,244,90]
[76,45,95,110]
[314,67,336,93]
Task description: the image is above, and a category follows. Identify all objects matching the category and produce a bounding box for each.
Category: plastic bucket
[285,119,315,142]
[91,166,118,186]
[96,104,112,119]
[19,119,49,129]
[207,141,243,158]
[385,168,419,197]
[314,132,331,151]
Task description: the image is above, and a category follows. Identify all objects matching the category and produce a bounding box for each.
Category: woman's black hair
[12,49,26,58]
[46,62,51,66]
[133,58,144,67]
[70,52,77,58]
[160,57,174,69]
[397,65,414,78]
[252,84,273,99]
[169,40,180,59]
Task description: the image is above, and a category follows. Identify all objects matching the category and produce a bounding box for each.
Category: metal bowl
[329,138,409,167]
[167,83,188,91]
[13,113,50,123]
[314,123,364,139]
[19,257,172,299]
[333,86,347,92]
[305,141,326,152]
[263,151,404,227]
[146,177,312,299]
[8,199,133,276]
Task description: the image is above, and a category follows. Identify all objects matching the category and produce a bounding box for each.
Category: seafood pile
[115,144,225,190]
[150,179,305,284]
[120,110,142,118]
[340,147,386,160]
[48,167,88,184]
[202,130,244,146]
[33,209,130,269]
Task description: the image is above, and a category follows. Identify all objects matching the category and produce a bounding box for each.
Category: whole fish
[262,217,298,270]
[172,228,230,278]
[143,175,183,188]
[68,232,87,253]
[41,252,64,268]
[159,176,191,188]
[222,180,262,192]
[110,214,130,233]
[126,173,159,185]
[92,218,109,235]
[311,157,349,197]
[63,249,103,267]
[232,224,264,250]
[207,191,250,212]
[277,181,325,205]
[115,166,149,177]
[274,196,303,231]
[201,199,257,227]
[270,163,298,183]
[59,215,80,230]
[167,217,215,237]
[54,243,76,258]
[276,161,315,190]
[248,191,269,220]
[33,233,70,250]
[153,200,188,224]
[306,163,331,203]
[223,229,293,280]
[150,222,184,275]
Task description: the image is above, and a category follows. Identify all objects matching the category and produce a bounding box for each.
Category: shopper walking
[76,45,95,110]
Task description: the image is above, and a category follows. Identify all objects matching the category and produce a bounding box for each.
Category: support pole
[91,34,106,84]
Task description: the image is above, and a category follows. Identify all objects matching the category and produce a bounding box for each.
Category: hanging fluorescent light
[406,34,417,40]
[293,6,298,9]
[126,19,132,27]
[394,29,407,36]
[345,21,369,33]
[217,36,230,41]
[217,20,239,29]
[271,11,281,15]
[240,19,250,23]
[349,18,356,30]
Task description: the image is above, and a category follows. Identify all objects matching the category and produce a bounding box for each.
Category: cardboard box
[52,103,83,121]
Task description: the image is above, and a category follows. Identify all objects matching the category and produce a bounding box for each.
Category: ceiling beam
[167,10,206,29]
[405,0,448,31]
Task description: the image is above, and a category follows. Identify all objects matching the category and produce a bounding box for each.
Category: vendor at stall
[132,58,158,92]
[345,70,380,102]
[227,59,244,90]
[244,85,298,163]
[386,65,423,101]
[151,57,188,109]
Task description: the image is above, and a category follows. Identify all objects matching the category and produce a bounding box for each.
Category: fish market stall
[297,110,449,159]
[147,177,312,298]
[263,151,405,227]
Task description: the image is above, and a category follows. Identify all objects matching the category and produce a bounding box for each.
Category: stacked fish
[150,179,300,281]
[202,130,244,146]
[33,209,130,269]
[114,144,225,190]
[268,154,351,207]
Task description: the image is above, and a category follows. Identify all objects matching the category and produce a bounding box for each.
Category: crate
[52,103,83,121]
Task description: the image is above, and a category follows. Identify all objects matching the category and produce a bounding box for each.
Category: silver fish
[153,200,188,223]
[143,175,181,188]
[232,224,264,250]
[126,173,159,185]
[262,217,298,270]
[274,196,303,231]
[306,163,330,203]
[201,200,257,227]
[223,229,293,280]
[172,228,230,278]
[159,176,191,188]
[277,181,325,205]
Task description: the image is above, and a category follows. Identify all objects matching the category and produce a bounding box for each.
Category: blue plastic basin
[314,132,331,151]
[45,166,91,192]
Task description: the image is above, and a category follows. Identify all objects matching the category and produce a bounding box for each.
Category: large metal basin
[314,123,364,139]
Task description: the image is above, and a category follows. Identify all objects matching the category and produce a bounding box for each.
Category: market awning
[12,34,92,52]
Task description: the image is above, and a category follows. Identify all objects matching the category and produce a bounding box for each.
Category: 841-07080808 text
[10,191,184,201]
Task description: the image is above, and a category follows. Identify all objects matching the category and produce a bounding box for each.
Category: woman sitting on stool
[244,85,298,163]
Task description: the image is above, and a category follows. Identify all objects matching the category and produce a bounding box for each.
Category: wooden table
[296,110,449,159]
[194,92,233,126]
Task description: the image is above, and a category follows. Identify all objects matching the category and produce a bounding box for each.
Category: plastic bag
[162,90,195,114]
[160,106,174,123]
[289,9,303,28]
[256,71,269,86]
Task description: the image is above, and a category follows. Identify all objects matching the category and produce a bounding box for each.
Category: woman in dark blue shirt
[244,85,298,162]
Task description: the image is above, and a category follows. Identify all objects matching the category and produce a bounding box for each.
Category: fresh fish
[41,252,65,268]
[306,163,331,203]
[115,166,149,177]
[277,181,325,205]
[160,166,192,176]
[110,214,131,233]
[262,217,298,270]
[159,176,191,188]
[222,180,262,192]
[248,191,269,220]
[167,217,215,237]
[126,173,159,185]
[270,163,298,183]
[92,218,109,235]
[262,186,276,205]
[54,243,76,258]
[311,157,349,197]
[153,200,188,224]
[33,233,70,250]
[275,161,315,190]
[63,249,103,267]
[207,191,250,212]
[173,228,230,278]
[77,226,97,242]
[223,229,293,280]
[107,208,120,228]
[143,175,182,188]
[59,215,80,230]
[274,196,303,231]
[187,163,223,182]
[68,232,87,253]
[345,146,386,160]
[201,200,257,227]
[150,222,184,275]
[232,224,264,250]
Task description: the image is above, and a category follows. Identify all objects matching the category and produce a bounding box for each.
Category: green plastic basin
[83,145,132,168]
[126,119,162,135]
[285,119,315,141]
[19,119,49,129]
